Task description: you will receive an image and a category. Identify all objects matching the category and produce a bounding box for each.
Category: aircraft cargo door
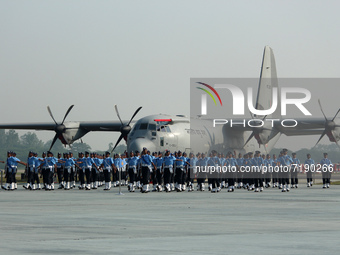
[158,125,177,150]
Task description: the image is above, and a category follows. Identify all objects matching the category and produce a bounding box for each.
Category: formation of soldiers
[0,148,334,192]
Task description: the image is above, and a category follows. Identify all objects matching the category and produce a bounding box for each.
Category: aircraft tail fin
[255,46,280,119]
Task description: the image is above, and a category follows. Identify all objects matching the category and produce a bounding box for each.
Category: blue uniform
[320,157,332,186]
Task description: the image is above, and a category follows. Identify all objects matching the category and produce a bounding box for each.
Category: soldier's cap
[292,153,296,155]
[283,148,288,152]
[178,150,182,154]
[105,151,110,155]
[42,152,46,155]
[69,152,73,155]
[58,153,61,155]
[307,153,311,156]
[47,151,53,156]
[248,152,253,155]
[255,151,261,154]
[135,150,139,154]
[12,152,16,155]
[143,147,147,150]
[324,152,328,155]
[85,151,89,155]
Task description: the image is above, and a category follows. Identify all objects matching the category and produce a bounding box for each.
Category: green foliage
[273,144,340,163]
[0,130,128,164]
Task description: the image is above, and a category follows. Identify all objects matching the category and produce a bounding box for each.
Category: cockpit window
[133,123,140,131]
[157,125,166,132]
[139,123,148,130]
[148,124,156,131]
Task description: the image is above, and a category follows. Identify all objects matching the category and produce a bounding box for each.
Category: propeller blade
[328,130,340,150]
[318,99,327,121]
[314,130,327,148]
[332,108,340,121]
[47,106,58,125]
[243,133,255,148]
[61,105,74,125]
[127,106,142,126]
[49,134,59,151]
[111,134,124,154]
[114,105,123,125]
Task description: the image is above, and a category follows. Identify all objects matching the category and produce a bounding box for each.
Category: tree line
[0,130,127,166]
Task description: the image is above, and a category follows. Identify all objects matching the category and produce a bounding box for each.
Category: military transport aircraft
[0,46,339,154]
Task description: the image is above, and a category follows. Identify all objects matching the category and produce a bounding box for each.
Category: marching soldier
[246,152,255,191]
[39,152,48,189]
[253,151,264,192]
[100,151,116,191]
[62,153,79,190]
[291,153,300,188]
[304,154,315,187]
[69,152,76,189]
[56,153,64,189]
[140,147,156,193]
[320,153,332,188]
[92,153,102,189]
[207,150,221,193]
[76,152,86,189]
[236,153,244,189]
[162,150,176,192]
[272,154,279,188]
[278,149,293,192]
[0,152,9,190]
[23,151,34,190]
[82,151,99,190]
[187,152,197,192]
[126,151,139,192]
[197,153,208,191]
[264,154,273,188]
[153,152,163,192]
[39,151,58,191]
[174,151,190,192]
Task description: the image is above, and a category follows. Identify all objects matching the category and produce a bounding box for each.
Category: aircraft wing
[79,121,130,131]
[0,123,57,131]
[274,118,326,136]
[0,121,129,132]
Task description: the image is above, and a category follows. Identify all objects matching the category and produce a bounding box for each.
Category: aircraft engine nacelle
[59,122,88,145]
[326,125,340,143]
[243,119,279,147]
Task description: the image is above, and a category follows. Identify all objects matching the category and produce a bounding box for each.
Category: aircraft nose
[128,138,156,153]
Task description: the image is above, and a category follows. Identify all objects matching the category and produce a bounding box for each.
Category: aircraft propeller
[47,105,74,151]
[314,99,340,148]
[111,105,142,153]
[243,115,270,149]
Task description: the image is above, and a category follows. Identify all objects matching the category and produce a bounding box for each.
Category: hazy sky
[1,0,340,151]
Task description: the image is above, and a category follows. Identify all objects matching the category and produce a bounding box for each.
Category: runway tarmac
[0,185,339,254]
